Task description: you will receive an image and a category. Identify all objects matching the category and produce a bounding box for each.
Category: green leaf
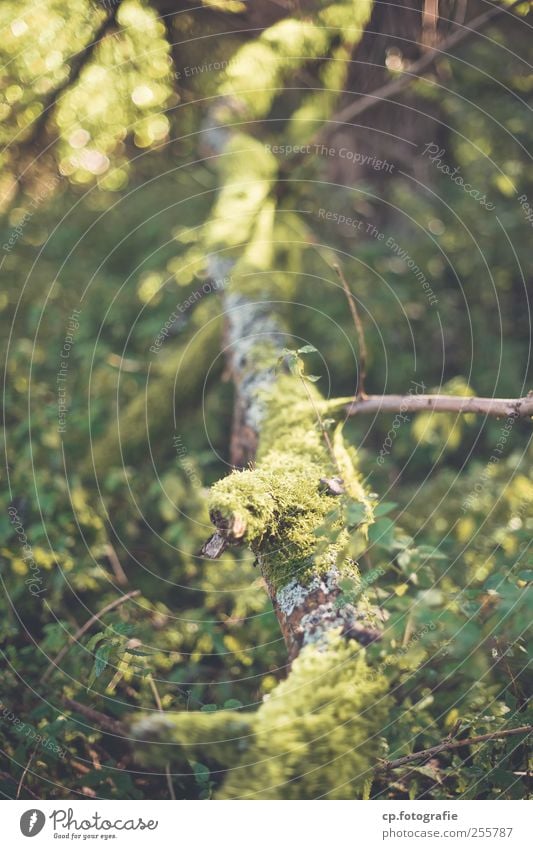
[94,643,112,678]
[288,356,303,376]
[374,502,397,517]
[87,669,97,692]
[368,518,395,549]
[192,762,210,784]
[86,632,107,652]
[397,549,412,569]
[123,647,152,657]
[298,345,317,354]
[305,374,321,382]
[200,704,218,713]
[346,501,367,526]
[111,623,135,636]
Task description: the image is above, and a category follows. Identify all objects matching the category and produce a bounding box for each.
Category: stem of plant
[333,262,368,399]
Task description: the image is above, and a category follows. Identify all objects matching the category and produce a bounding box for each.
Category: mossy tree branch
[206,352,383,660]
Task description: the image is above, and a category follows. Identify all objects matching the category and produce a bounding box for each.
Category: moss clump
[209,373,369,591]
[132,710,254,771]
[219,637,390,799]
[133,637,391,799]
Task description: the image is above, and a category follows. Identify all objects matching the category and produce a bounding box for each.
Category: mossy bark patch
[207,373,379,656]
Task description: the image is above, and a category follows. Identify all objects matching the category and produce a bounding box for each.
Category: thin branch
[17,743,38,799]
[61,697,127,737]
[201,384,533,558]
[148,674,176,800]
[42,589,141,683]
[381,724,533,770]
[104,542,129,587]
[346,393,533,419]
[0,769,40,800]
[299,372,338,468]
[333,262,368,399]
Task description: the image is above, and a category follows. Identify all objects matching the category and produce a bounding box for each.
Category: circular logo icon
[20,810,46,837]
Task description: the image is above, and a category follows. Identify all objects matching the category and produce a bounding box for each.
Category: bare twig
[17,743,38,799]
[381,724,533,770]
[333,263,368,399]
[61,697,127,737]
[104,542,129,586]
[42,589,141,683]
[148,674,176,800]
[345,392,533,419]
[0,769,40,800]
[299,372,339,468]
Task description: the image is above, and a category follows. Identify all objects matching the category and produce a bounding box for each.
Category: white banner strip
[2,799,531,848]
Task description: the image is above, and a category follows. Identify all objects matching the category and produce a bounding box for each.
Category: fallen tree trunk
[132,332,391,797]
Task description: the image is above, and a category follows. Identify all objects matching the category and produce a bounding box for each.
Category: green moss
[219,636,390,799]
[209,374,369,591]
[133,637,391,799]
[132,710,254,771]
